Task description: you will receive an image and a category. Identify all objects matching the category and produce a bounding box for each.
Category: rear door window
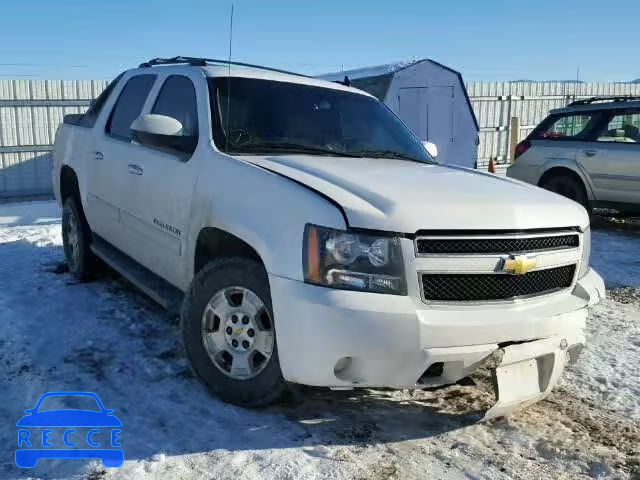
[106,74,156,141]
[81,74,123,128]
[533,112,602,141]
[596,110,640,143]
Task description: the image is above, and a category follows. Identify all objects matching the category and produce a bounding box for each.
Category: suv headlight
[578,226,591,279]
[303,224,407,295]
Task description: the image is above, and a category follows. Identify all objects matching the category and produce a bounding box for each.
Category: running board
[90,236,183,314]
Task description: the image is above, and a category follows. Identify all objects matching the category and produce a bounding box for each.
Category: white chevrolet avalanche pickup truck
[53,57,605,418]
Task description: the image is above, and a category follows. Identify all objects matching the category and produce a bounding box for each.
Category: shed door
[398,86,454,162]
[398,88,425,139]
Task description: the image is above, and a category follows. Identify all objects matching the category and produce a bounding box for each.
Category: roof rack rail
[332,75,351,87]
[568,95,640,106]
[139,56,313,79]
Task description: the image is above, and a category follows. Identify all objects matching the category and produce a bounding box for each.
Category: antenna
[225,3,234,151]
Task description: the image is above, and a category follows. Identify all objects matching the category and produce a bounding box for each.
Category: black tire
[541,173,590,212]
[62,197,97,281]
[181,258,287,407]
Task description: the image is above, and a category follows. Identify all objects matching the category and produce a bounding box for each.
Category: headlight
[578,226,591,279]
[303,224,407,295]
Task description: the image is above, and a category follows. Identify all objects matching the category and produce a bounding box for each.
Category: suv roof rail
[568,95,640,106]
[139,56,313,79]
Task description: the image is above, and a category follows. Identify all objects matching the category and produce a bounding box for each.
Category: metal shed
[319,59,479,168]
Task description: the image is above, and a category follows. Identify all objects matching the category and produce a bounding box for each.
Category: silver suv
[507,96,640,215]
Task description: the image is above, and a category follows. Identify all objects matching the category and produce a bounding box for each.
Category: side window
[81,73,124,128]
[151,75,199,137]
[106,74,156,141]
[534,112,601,141]
[596,111,640,143]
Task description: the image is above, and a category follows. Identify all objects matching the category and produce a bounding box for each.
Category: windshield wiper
[356,150,429,163]
[231,142,362,158]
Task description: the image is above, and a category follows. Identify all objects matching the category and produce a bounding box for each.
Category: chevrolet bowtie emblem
[501,255,537,275]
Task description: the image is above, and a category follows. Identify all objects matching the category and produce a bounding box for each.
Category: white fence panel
[468,81,640,168]
[2,78,640,196]
[0,79,107,198]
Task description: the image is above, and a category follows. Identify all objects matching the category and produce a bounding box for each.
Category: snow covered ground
[0,201,638,480]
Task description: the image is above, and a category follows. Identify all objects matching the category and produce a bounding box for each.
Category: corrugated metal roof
[318,59,480,131]
[317,59,421,82]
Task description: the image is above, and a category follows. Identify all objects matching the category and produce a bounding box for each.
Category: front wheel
[181,258,287,406]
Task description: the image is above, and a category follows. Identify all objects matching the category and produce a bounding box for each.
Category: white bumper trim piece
[572,267,606,306]
[483,333,583,420]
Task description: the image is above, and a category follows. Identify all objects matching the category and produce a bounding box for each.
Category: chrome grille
[416,233,579,255]
[415,229,583,303]
[420,265,576,302]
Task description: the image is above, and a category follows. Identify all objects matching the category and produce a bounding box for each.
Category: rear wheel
[541,173,590,212]
[62,197,97,281]
[181,258,286,406]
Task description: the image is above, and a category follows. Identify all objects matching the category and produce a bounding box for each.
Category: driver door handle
[128,164,143,175]
[583,149,597,157]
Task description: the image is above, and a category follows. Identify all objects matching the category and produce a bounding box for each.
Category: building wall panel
[0,79,106,197]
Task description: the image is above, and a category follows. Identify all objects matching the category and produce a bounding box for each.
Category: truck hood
[239,155,589,233]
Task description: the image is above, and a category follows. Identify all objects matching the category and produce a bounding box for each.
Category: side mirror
[422,141,438,159]
[131,114,197,154]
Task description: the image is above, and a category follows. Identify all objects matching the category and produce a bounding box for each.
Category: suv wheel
[62,197,97,281]
[541,173,590,212]
[181,258,287,406]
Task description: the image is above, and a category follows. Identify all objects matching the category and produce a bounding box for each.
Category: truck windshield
[208,77,435,163]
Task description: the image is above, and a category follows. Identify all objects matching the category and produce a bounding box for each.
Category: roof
[135,57,372,97]
[317,60,421,82]
[201,65,371,96]
[318,59,479,131]
[551,99,640,114]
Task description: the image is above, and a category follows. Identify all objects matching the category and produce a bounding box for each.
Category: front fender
[183,153,346,285]
[539,159,596,201]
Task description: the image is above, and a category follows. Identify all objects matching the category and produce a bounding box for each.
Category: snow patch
[1,200,639,479]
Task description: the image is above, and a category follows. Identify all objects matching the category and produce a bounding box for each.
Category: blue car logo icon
[16,391,123,468]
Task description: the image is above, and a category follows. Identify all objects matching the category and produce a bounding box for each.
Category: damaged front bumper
[484,333,582,420]
[270,267,605,418]
[484,267,604,419]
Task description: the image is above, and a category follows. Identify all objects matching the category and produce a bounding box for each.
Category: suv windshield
[208,77,435,163]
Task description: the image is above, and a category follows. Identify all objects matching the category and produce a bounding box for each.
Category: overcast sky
[0,0,637,82]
